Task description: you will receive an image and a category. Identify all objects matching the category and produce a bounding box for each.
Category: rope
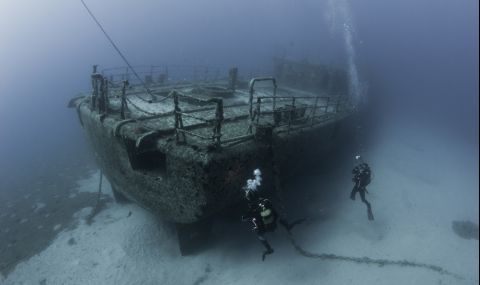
[286,231,464,280]
[86,170,105,224]
[125,97,158,116]
[80,0,164,103]
[124,91,175,116]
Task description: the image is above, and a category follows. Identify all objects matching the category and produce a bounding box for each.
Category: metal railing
[251,94,350,134]
[101,65,228,87]
[173,91,224,147]
[248,77,277,134]
[87,70,352,147]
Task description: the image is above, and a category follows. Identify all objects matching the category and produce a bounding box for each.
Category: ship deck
[74,76,353,149]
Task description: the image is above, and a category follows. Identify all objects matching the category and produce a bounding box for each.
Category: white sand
[3,126,478,285]
[33,202,46,212]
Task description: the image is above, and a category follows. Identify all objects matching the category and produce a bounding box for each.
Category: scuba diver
[241,169,304,261]
[350,156,374,221]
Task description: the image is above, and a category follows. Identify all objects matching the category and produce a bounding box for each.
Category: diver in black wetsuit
[350,162,374,221]
[241,169,304,261]
[242,197,276,260]
[242,196,303,261]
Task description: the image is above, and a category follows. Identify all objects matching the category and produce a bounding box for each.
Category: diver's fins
[262,248,274,261]
[350,190,356,200]
[367,208,374,221]
[261,240,274,261]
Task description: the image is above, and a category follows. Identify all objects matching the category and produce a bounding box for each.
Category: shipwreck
[69,59,357,254]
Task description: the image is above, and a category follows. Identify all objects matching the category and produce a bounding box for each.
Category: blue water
[0,0,477,284]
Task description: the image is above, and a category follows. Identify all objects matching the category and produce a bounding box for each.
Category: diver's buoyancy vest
[360,170,371,187]
[260,206,275,225]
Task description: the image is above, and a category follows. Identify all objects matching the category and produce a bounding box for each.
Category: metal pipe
[220,134,254,144]
[248,77,277,133]
[177,112,210,123]
[176,129,211,140]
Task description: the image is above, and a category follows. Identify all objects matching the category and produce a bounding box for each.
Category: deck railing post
[256,97,262,125]
[98,76,105,113]
[288,97,295,134]
[174,92,180,143]
[102,77,109,115]
[91,74,105,112]
[311,96,319,126]
[120,80,128,119]
[248,79,255,134]
[248,77,276,134]
[173,91,185,143]
[213,99,224,146]
[90,65,99,110]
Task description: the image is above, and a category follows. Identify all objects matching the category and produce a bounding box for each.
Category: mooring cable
[79,0,160,103]
[86,170,104,224]
[286,231,464,280]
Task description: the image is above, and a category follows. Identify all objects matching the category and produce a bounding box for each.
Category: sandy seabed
[2,127,478,285]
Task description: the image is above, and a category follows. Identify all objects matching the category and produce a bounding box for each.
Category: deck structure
[69,63,356,254]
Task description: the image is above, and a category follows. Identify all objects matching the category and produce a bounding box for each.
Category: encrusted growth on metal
[70,64,355,227]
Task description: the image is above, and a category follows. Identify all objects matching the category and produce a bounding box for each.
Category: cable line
[286,231,463,280]
[79,0,158,103]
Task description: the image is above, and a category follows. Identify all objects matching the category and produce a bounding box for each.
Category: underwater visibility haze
[0,0,478,284]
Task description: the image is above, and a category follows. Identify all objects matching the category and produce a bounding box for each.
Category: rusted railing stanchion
[103,77,109,114]
[311,96,319,126]
[248,77,277,134]
[91,74,106,113]
[120,80,128,119]
[173,91,185,143]
[288,97,296,134]
[213,99,224,147]
[90,65,100,110]
[97,76,105,113]
[256,97,262,125]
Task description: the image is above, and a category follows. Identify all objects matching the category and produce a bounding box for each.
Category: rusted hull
[77,102,355,224]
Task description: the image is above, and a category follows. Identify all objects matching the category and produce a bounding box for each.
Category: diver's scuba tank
[259,201,275,225]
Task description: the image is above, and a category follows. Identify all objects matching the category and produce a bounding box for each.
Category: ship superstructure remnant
[69,61,356,253]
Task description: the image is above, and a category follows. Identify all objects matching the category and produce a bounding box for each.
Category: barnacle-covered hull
[70,63,356,253]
